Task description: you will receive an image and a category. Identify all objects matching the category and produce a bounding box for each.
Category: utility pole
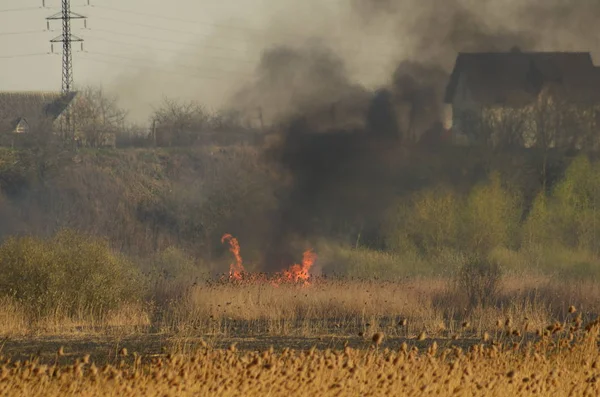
[46,0,86,93]
[45,0,87,144]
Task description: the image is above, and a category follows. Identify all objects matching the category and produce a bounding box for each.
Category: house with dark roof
[0,91,116,147]
[0,91,76,136]
[444,50,600,149]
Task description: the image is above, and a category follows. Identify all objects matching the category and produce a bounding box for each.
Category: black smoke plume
[232,0,600,270]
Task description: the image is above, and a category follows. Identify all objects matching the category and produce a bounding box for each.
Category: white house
[444,50,600,149]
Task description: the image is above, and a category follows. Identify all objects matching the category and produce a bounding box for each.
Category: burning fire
[221,234,245,281]
[221,233,317,285]
[282,249,317,283]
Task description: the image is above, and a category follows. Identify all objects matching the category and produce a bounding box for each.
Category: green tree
[541,156,600,252]
[462,173,522,254]
[384,187,460,255]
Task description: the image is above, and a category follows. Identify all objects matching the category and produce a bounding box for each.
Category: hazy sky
[0,0,399,123]
[2,0,599,124]
[0,0,278,122]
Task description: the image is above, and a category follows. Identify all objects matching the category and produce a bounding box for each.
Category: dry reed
[2,321,600,396]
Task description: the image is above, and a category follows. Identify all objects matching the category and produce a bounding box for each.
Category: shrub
[522,192,552,248]
[384,187,461,256]
[0,230,143,319]
[457,256,502,309]
[384,174,521,261]
[146,247,210,305]
[521,244,600,280]
[150,246,201,281]
[523,155,600,261]
[462,172,522,254]
[318,241,431,279]
[546,155,600,252]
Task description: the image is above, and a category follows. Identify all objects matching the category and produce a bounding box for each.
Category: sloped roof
[445,51,600,106]
[0,91,77,133]
[11,117,28,131]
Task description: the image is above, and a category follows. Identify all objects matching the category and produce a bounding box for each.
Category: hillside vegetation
[0,145,280,264]
[0,142,598,328]
[0,144,595,277]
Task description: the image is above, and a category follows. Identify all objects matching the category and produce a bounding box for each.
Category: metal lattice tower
[46,0,86,94]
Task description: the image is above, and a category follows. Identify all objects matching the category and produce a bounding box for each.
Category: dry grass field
[2,317,600,396]
[1,277,600,395]
[3,276,600,338]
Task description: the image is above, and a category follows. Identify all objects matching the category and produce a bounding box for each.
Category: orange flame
[221,234,244,280]
[221,233,317,286]
[282,249,317,284]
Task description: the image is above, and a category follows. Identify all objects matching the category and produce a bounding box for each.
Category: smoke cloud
[105,0,600,124]
[101,0,600,269]
[222,0,600,269]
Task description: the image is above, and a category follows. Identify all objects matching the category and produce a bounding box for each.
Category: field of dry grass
[2,276,600,395]
[143,275,600,339]
[3,276,600,338]
[2,318,600,396]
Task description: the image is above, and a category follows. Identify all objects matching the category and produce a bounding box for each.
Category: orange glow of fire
[221,233,317,285]
[221,234,245,280]
[281,249,317,284]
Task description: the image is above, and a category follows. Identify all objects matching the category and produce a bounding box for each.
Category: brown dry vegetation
[162,277,550,338]
[2,140,600,394]
[3,318,600,396]
[1,276,599,339]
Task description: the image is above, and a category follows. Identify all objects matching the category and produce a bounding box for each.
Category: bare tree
[529,87,600,188]
[209,109,246,132]
[116,123,152,148]
[70,86,127,148]
[480,107,529,149]
[151,98,209,147]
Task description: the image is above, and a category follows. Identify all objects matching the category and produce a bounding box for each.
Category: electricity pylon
[46,0,87,145]
[46,0,87,94]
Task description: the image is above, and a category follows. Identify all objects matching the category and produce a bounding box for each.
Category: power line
[89,27,250,54]
[0,30,47,36]
[87,9,400,61]
[85,50,252,76]
[87,25,396,62]
[77,53,242,82]
[0,52,51,59]
[91,4,261,33]
[86,32,392,72]
[86,35,256,64]
[90,3,403,47]
[84,24,393,77]
[92,15,243,41]
[0,6,43,13]
[82,48,388,82]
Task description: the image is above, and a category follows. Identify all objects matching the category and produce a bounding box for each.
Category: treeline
[5,86,263,150]
[75,87,262,149]
[0,141,598,280]
[0,145,280,263]
[379,155,600,278]
[0,143,598,323]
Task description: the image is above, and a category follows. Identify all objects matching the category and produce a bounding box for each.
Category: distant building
[0,91,75,135]
[444,50,600,149]
[0,91,116,148]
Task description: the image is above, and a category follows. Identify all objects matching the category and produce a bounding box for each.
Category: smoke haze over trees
[1,0,600,278]
[214,0,596,269]
[93,0,600,123]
